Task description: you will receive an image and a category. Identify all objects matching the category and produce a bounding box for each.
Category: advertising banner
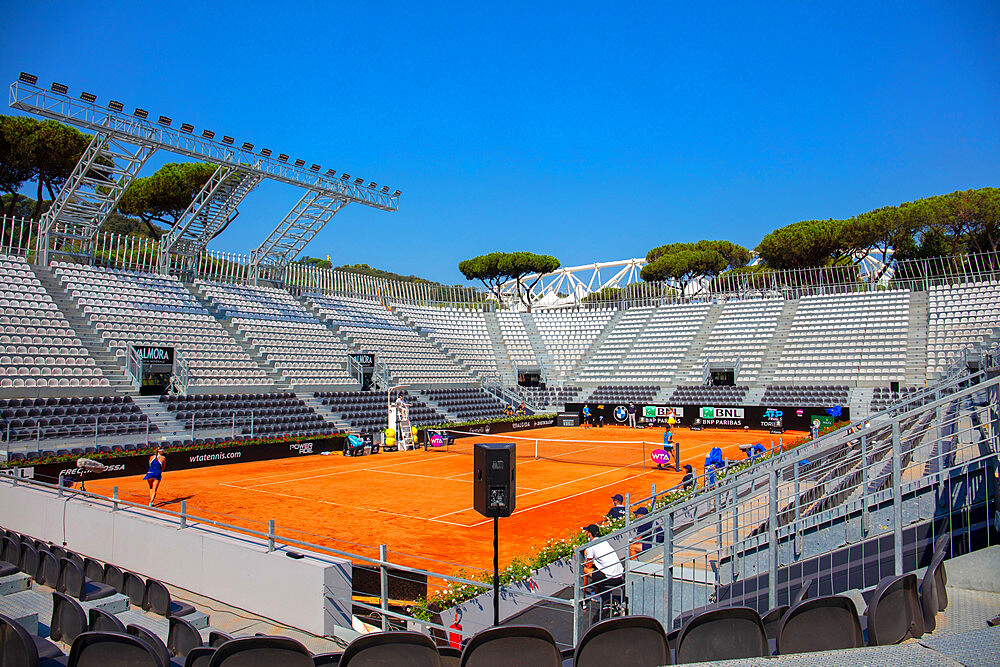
[567,403,848,432]
[417,417,557,445]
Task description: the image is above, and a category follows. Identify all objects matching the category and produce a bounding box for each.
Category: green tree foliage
[118,162,218,238]
[755,220,847,270]
[0,116,36,216]
[641,240,751,294]
[296,256,333,269]
[459,251,560,311]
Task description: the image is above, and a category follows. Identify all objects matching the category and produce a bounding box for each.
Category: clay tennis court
[84,426,803,580]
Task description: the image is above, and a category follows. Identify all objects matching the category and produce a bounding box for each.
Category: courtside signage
[700,407,745,420]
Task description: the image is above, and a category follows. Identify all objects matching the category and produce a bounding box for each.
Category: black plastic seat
[88,607,127,633]
[122,571,147,606]
[312,650,343,666]
[127,623,173,665]
[103,564,125,593]
[59,558,116,601]
[38,550,63,588]
[145,578,196,617]
[83,557,105,582]
[459,625,561,666]
[207,635,314,666]
[0,611,65,665]
[760,605,788,640]
[168,614,205,658]
[865,573,923,645]
[67,630,169,667]
[339,630,441,666]
[574,615,669,667]
[776,595,864,654]
[50,590,89,645]
[208,631,232,647]
[920,545,949,633]
[675,607,767,663]
[186,646,217,667]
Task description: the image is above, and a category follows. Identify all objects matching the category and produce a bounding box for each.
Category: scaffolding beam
[249,190,348,283]
[158,166,262,272]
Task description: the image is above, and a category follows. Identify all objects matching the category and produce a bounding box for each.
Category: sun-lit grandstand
[1,71,999,666]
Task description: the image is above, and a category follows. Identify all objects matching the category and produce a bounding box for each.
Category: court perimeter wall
[0,477,354,636]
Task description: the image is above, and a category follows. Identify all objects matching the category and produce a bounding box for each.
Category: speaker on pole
[474,442,516,627]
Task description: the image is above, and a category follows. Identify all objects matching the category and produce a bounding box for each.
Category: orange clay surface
[85,425,803,579]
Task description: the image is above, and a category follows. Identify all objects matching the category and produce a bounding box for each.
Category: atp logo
[763,409,783,419]
[613,406,627,422]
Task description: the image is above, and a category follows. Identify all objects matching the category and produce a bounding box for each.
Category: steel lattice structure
[9,78,399,274]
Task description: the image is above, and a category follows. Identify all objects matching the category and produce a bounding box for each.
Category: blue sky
[3,1,998,284]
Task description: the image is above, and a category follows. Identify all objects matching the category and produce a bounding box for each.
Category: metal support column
[891,422,904,576]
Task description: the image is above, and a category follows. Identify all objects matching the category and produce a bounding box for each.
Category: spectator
[582,524,624,615]
[629,507,664,557]
[682,464,696,491]
[607,494,626,521]
[517,402,527,416]
[504,404,514,417]
[582,404,592,428]
[627,401,637,429]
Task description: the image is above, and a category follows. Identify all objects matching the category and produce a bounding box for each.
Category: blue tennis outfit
[143,456,163,481]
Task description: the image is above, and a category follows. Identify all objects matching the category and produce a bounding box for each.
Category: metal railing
[568,361,999,644]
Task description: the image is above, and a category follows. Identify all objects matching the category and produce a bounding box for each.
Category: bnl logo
[613,406,628,422]
[764,409,783,419]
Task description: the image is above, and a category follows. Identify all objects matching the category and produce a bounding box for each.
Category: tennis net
[424,429,674,470]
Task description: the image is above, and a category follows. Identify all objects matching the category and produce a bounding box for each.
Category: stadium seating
[395,304,499,378]
[926,280,1000,378]
[531,309,615,381]
[315,390,445,430]
[420,387,508,421]
[669,384,748,406]
[52,263,270,388]
[761,385,849,407]
[588,384,660,403]
[496,311,538,368]
[0,395,154,444]
[573,307,656,382]
[615,303,712,382]
[307,294,474,384]
[0,254,107,389]
[686,298,783,382]
[517,385,583,411]
[870,385,920,412]
[774,290,910,383]
[159,392,330,436]
[197,280,355,387]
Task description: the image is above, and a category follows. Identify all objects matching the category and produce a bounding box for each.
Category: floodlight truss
[158,166,263,271]
[10,79,399,270]
[35,131,157,262]
[249,190,348,283]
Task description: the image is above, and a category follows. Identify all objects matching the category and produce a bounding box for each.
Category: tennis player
[143,446,166,507]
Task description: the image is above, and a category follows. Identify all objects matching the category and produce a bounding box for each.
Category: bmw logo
[614,406,627,422]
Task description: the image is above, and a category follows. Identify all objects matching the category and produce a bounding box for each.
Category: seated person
[629,507,664,557]
[516,402,527,416]
[504,405,515,417]
[582,524,624,613]
[606,493,626,520]
[681,464,696,491]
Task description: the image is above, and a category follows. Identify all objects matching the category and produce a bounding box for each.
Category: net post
[535,439,538,460]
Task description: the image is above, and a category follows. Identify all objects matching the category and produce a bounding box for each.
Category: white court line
[219,483,472,527]
[240,455,465,488]
[233,451,464,484]
[372,469,538,491]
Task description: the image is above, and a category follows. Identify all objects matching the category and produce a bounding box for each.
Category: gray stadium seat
[776,595,864,654]
[459,625,561,667]
[574,616,669,667]
[339,630,442,666]
[675,607,767,663]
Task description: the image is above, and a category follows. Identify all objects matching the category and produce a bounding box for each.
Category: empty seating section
[775,290,910,383]
[316,390,445,430]
[617,303,711,382]
[688,299,782,382]
[497,311,537,367]
[0,395,153,445]
[588,384,659,403]
[160,392,330,436]
[0,254,105,390]
[532,309,615,381]
[197,281,354,387]
[396,304,499,377]
[518,385,583,410]
[927,281,1000,378]
[421,387,507,421]
[870,385,920,412]
[762,385,849,407]
[670,385,748,406]
[53,263,269,387]
[574,307,655,381]
[307,294,472,384]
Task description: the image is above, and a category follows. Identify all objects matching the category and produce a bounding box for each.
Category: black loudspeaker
[474,443,516,518]
[890,381,900,393]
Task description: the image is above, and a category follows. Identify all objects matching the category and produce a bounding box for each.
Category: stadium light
[277,154,289,162]
[341,173,350,180]
[368,182,377,189]
[393,190,402,197]
[50,82,68,95]
[242,142,254,151]
[202,129,215,140]
[294,159,305,167]
[260,148,272,157]
[108,100,124,112]
[381,186,390,193]
[158,115,172,126]
[133,108,148,119]
[310,164,320,172]
[180,123,194,133]
[18,72,37,85]
[80,91,97,103]
[354,178,364,185]
[222,136,235,145]
[326,169,337,176]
